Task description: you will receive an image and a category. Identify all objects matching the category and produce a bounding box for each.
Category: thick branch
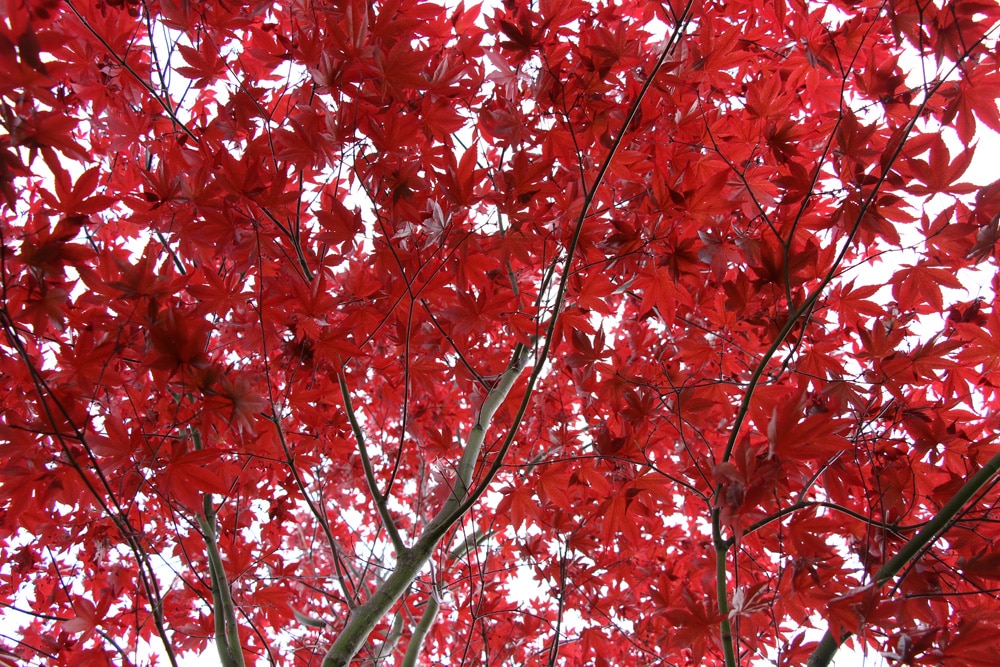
[807,448,1000,666]
[320,349,530,667]
[321,538,430,667]
[198,495,245,667]
[426,345,531,534]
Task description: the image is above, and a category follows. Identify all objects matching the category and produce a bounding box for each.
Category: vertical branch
[707,30,993,663]
[198,496,245,667]
[545,541,570,667]
[713,513,737,667]
[401,593,439,667]
[193,424,245,667]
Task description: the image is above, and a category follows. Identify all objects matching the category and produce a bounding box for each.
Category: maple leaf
[164,449,235,509]
[565,328,610,368]
[890,261,965,312]
[941,72,1000,144]
[204,375,268,435]
[147,308,213,376]
[250,585,296,626]
[38,165,115,216]
[759,394,851,462]
[664,588,724,664]
[825,585,880,638]
[176,42,228,89]
[904,137,978,196]
[63,596,111,638]
[18,215,93,278]
[9,108,89,162]
[967,212,1000,264]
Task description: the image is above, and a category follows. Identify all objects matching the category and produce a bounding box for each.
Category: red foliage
[2,0,1000,665]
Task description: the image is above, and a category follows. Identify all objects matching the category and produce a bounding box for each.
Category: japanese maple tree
[3,0,1000,664]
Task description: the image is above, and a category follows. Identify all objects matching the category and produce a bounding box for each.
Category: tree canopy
[2,0,1000,665]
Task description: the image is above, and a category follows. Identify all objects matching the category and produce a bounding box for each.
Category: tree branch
[425,344,532,534]
[321,3,697,663]
[807,448,1000,666]
[189,427,245,667]
[337,371,406,555]
[198,495,245,667]
[320,346,530,667]
[713,512,738,667]
[401,593,439,667]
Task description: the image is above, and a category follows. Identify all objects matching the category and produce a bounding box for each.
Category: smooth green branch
[321,348,530,667]
[807,448,1000,667]
[401,592,440,667]
[426,344,531,534]
[199,495,245,667]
